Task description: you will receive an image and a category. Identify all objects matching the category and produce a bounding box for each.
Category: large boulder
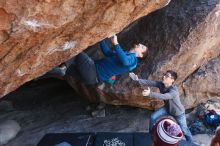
[0,120,21,145]
[0,0,171,97]
[183,56,220,108]
[67,0,220,109]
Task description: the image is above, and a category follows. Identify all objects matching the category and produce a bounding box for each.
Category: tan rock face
[66,76,164,110]
[0,0,171,97]
[0,8,14,31]
[183,57,220,108]
[66,0,220,109]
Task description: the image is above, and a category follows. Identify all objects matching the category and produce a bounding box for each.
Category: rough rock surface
[183,57,220,107]
[0,120,21,145]
[0,0,171,97]
[66,0,220,109]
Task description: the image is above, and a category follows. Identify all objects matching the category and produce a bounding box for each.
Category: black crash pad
[133,132,151,146]
[37,133,94,146]
[37,132,199,146]
[95,132,133,146]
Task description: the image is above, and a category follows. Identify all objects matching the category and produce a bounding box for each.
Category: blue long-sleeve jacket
[95,40,137,82]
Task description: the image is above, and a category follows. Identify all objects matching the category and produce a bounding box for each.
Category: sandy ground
[0,79,213,146]
[192,134,212,146]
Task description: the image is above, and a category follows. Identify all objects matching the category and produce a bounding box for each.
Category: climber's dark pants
[66,52,98,85]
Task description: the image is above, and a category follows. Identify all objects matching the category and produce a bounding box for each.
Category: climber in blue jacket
[64,34,148,84]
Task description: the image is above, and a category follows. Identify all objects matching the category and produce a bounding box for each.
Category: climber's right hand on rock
[110,34,118,45]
